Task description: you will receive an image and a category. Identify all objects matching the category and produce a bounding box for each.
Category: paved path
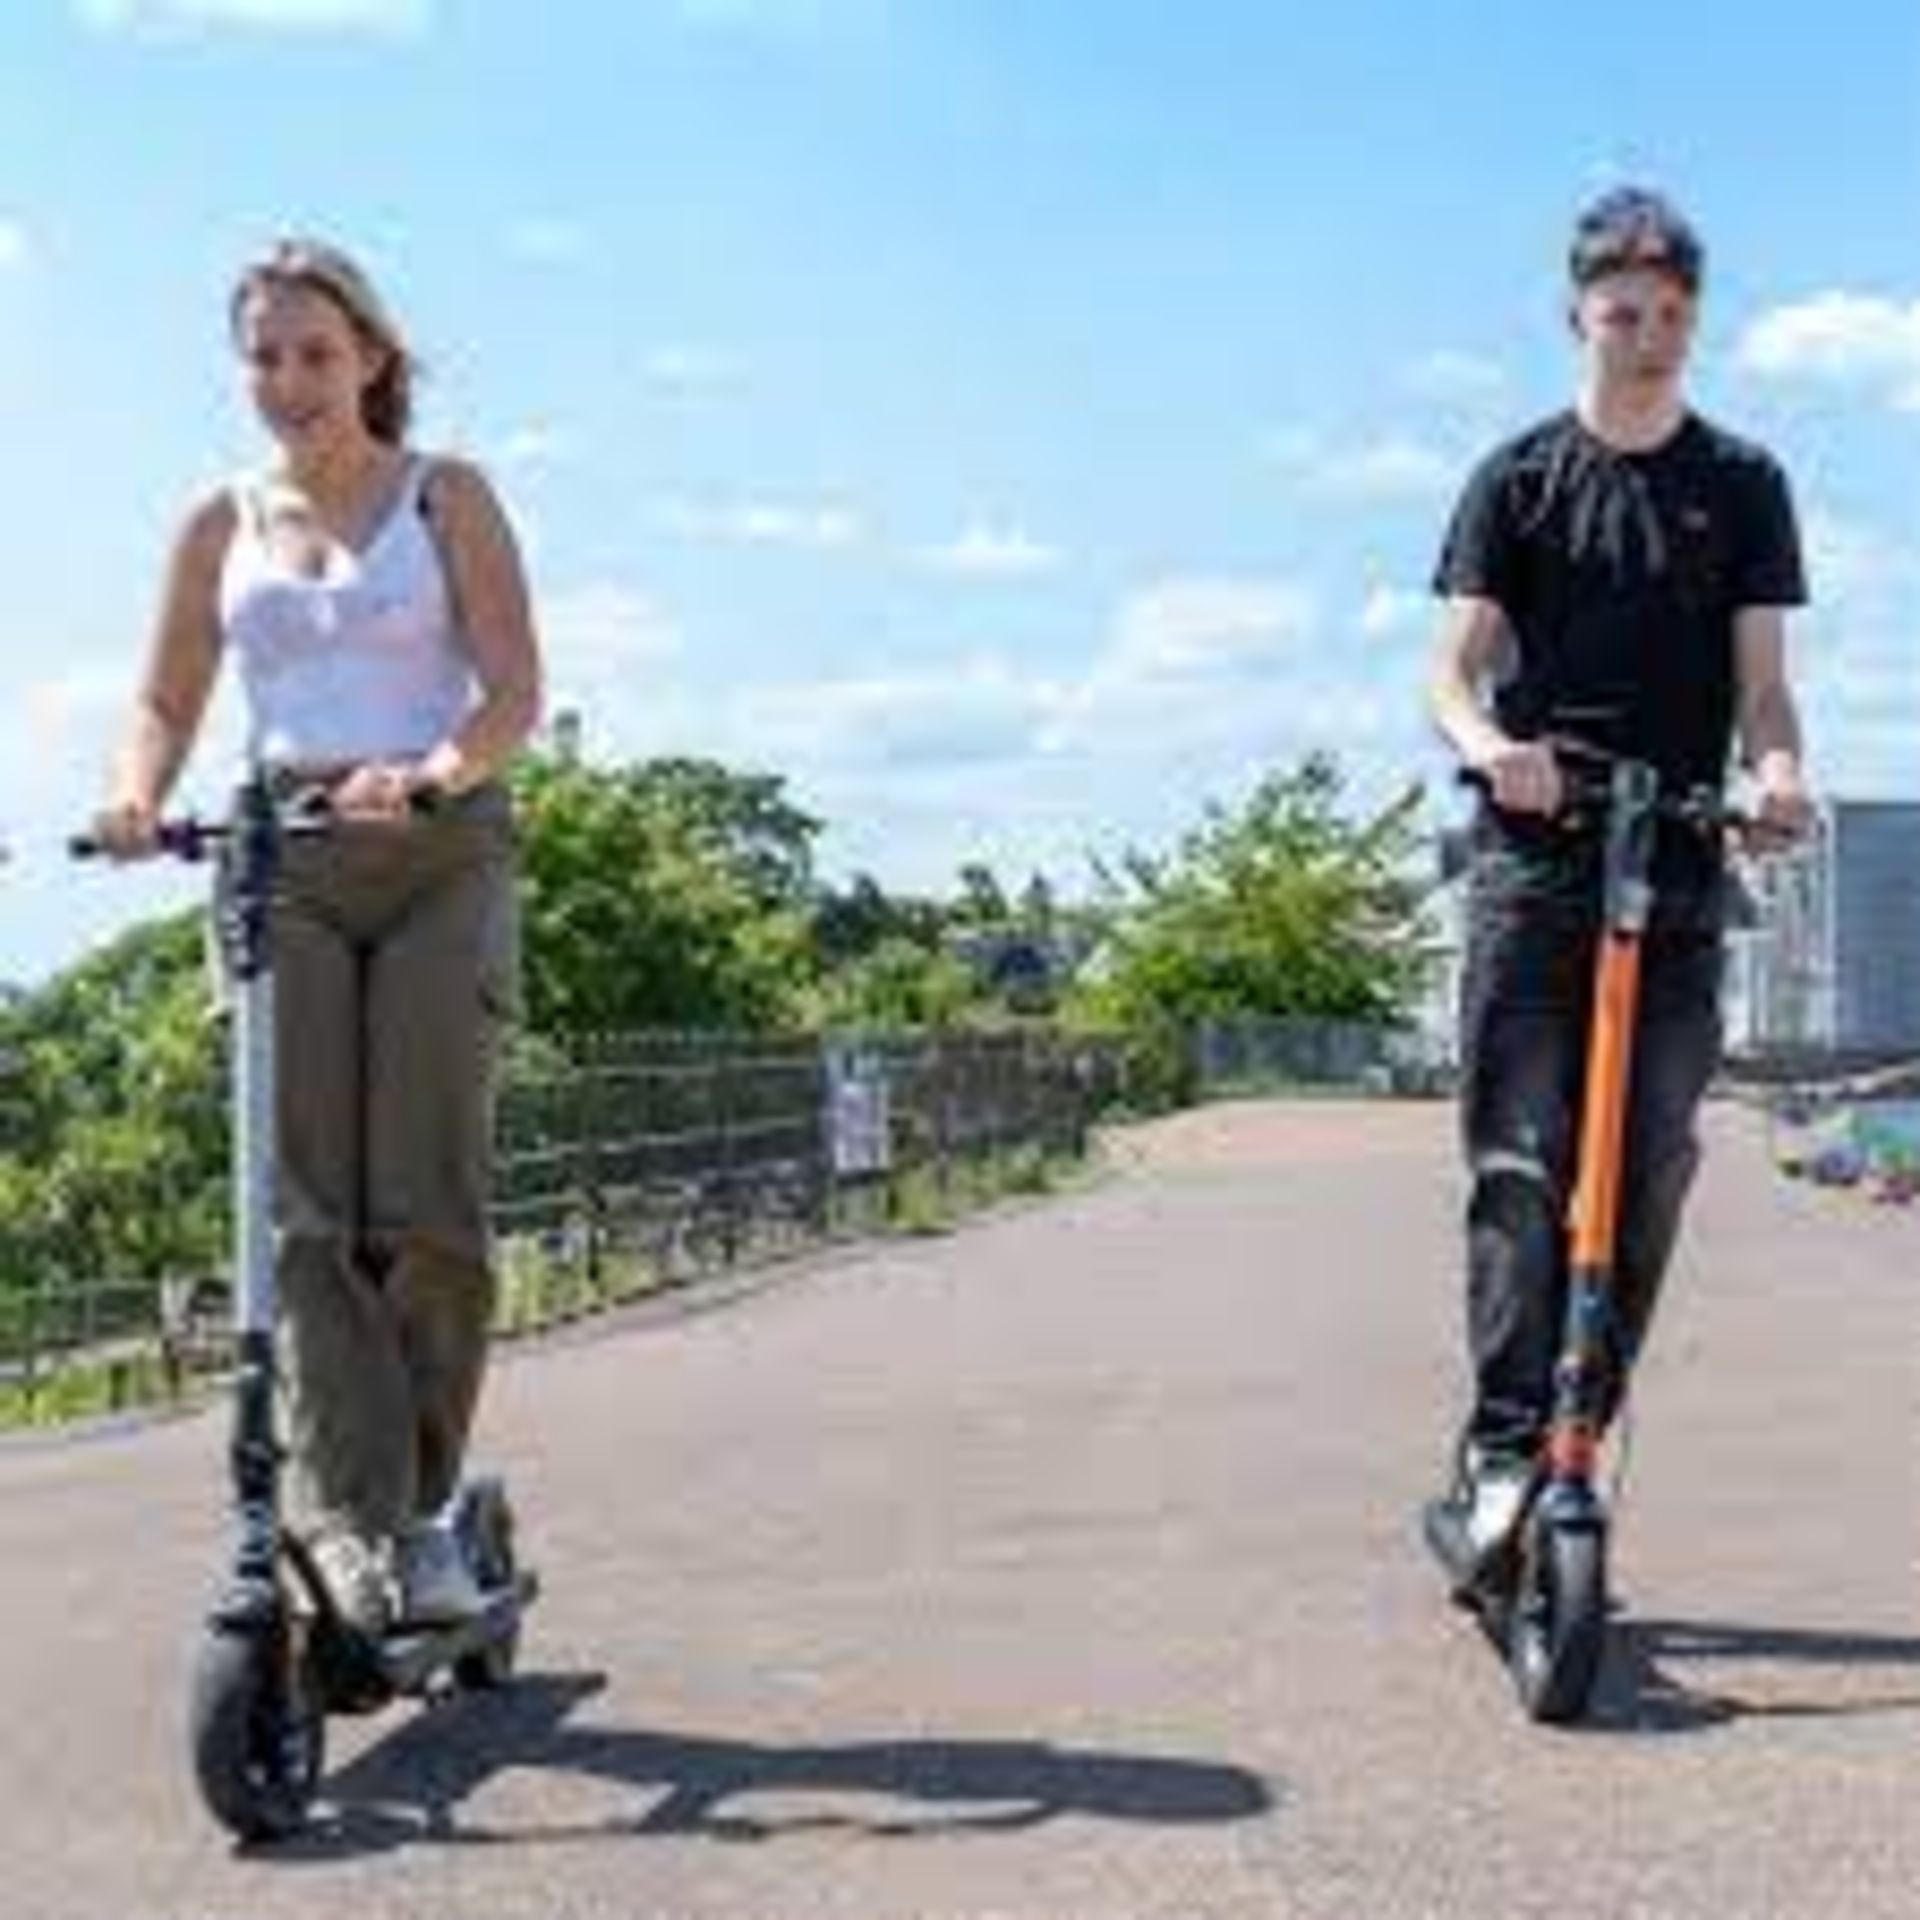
[2,1098,1917,1919]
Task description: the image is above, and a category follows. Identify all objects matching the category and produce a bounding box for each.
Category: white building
[1418,800,1920,1067]
[1727,800,1920,1055]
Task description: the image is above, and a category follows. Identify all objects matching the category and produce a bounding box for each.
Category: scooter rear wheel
[1508,1513,1607,1724]
[188,1622,325,1841]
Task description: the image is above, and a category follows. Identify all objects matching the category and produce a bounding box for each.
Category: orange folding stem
[1568,932,1643,1269]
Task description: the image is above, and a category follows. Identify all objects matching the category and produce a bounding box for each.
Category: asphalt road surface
[2,1097,1916,1919]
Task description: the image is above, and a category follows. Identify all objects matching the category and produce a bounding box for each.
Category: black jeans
[1457,841,1724,1461]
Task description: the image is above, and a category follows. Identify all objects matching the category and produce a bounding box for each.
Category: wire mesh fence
[0,1025,1114,1425]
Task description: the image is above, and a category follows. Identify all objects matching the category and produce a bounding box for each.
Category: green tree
[809,871,944,968]
[804,933,981,1031]
[621,755,820,909]
[0,910,225,1295]
[511,752,819,1036]
[953,861,1011,928]
[1072,753,1431,1029]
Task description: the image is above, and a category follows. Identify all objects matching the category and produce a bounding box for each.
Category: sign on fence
[824,1044,892,1177]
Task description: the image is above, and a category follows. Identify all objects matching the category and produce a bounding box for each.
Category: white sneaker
[1422,1446,1536,1595]
[1463,1455,1534,1562]
[310,1528,393,1637]
[395,1517,488,1626]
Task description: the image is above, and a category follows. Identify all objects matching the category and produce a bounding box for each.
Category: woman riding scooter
[92,237,543,1637]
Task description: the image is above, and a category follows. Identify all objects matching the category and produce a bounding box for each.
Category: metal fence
[0,1026,1111,1424]
[1189,1017,1451,1097]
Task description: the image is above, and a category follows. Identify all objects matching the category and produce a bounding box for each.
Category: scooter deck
[376,1569,539,1694]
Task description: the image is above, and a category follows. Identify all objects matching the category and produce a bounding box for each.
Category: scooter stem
[1550,760,1659,1483]
[220,772,283,1616]
[1568,933,1642,1272]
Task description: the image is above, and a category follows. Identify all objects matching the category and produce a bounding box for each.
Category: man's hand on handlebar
[1464,737,1564,818]
[1747,753,1815,846]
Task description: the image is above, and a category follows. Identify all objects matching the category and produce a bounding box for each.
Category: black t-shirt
[1434,408,1806,912]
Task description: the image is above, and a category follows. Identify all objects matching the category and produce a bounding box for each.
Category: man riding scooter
[1422,185,1814,1584]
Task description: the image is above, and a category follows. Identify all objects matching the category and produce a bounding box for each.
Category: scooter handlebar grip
[68,826,202,858]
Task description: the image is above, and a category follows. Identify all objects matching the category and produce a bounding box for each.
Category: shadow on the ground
[1589,1615,1920,1733]
[267,1672,1278,1859]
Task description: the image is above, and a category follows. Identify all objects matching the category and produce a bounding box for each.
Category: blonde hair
[229,237,419,445]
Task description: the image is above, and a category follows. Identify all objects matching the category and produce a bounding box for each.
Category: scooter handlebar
[1455,758,1789,849]
[69,781,444,863]
[67,819,218,862]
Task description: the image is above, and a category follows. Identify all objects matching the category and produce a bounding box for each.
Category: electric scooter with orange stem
[72,769,537,1840]
[1427,743,1747,1724]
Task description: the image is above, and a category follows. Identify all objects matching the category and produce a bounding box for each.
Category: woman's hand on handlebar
[87,792,162,861]
[1465,737,1564,818]
[328,760,431,822]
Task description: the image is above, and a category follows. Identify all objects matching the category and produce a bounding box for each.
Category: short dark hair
[1568,186,1704,294]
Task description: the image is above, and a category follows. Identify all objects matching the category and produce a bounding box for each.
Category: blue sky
[1,0,1916,981]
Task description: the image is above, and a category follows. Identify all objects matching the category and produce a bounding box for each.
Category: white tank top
[218,456,476,765]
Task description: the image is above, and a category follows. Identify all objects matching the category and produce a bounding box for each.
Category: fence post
[22,1276,42,1417]
[812,1038,837,1238]
[933,1035,954,1204]
[579,1041,605,1307]
[716,1045,742,1266]
[159,1275,185,1405]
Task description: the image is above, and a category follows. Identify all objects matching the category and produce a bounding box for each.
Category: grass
[0,1346,179,1430]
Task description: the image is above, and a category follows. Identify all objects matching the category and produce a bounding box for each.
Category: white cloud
[75,0,430,32]
[541,582,682,679]
[652,495,866,552]
[1039,576,1321,756]
[1258,425,1321,466]
[723,573,1330,783]
[1307,436,1456,503]
[1265,427,1457,504]
[1357,583,1429,640]
[703,573,1325,784]
[912,523,1062,581]
[18,668,125,775]
[504,218,590,264]
[1734,291,1920,411]
[530,580,696,760]
[674,0,886,31]
[0,220,28,271]
[1802,510,1916,607]
[1107,577,1314,676]
[0,660,251,983]
[729,657,1046,771]
[1400,349,1508,404]
[642,345,744,394]
[492,424,580,473]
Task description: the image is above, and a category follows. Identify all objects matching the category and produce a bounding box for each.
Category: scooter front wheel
[1508,1510,1607,1724]
[188,1623,325,1841]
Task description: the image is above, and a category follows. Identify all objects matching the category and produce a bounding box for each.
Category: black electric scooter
[1427,743,1746,1723]
[74,769,537,1840]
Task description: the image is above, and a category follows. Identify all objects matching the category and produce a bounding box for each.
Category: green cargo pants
[261,784,517,1544]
